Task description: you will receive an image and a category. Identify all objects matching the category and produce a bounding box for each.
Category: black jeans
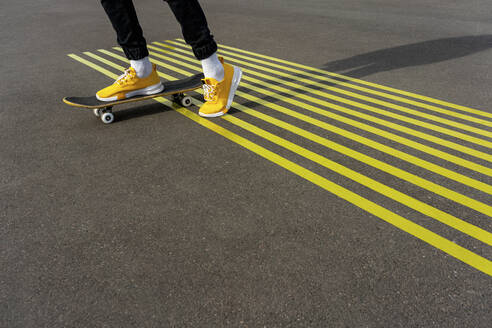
[100,0,218,60]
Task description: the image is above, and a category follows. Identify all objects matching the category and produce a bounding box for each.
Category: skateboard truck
[92,106,115,124]
[172,93,194,108]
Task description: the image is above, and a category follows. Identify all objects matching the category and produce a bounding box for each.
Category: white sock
[130,56,153,78]
[201,53,224,81]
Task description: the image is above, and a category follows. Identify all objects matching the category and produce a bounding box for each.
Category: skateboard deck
[63,73,204,124]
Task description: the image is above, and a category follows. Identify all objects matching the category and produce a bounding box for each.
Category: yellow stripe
[175,38,492,121]
[165,41,492,134]
[98,49,131,63]
[218,50,492,136]
[212,41,492,132]
[104,49,492,216]
[98,49,180,81]
[175,102,492,277]
[207,41,492,132]
[165,41,492,147]
[222,114,492,246]
[153,43,492,163]
[146,44,492,178]
[142,63,492,247]
[85,51,127,71]
[238,80,492,162]
[69,52,492,276]
[68,54,119,79]
[182,95,492,248]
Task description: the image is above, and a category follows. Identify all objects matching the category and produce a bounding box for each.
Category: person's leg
[100,0,149,60]
[164,0,217,60]
[164,0,223,81]
[97,0,163,101]
[101,0,153,78]
[164,0,242,118]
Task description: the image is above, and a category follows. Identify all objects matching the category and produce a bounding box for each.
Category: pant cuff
[192,41,218,60]
[123,47,149,61]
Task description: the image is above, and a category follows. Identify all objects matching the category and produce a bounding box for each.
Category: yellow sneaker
[96,64,163,101]
[199,57,242,117]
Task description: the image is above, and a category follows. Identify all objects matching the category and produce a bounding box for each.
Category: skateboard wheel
[181,96,193,107]
[101,112,114,124]
[93,108,102,117]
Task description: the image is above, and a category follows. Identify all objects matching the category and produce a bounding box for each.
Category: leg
[100,0,149,60]
[165,0,224,81]
[164,0,218,60]
[164,0,242,117]
[97,0,162,102]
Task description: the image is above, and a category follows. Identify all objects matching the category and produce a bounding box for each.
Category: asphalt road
[1,1,491,327]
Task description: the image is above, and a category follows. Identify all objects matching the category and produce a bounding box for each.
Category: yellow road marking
[175,101,492,277]
[90,50,492,244]
[85,51,126,71]
[102,48,492,217]
[176,38,492,121]
[215,46,492,129]
[222,114,492,246]
[143,46,492,187]
[68,54,119,79]
[165,41,492,136]
[68,52,492,276]
[187,109,492,277]
[165,41,492,149]
[151,43,492,166]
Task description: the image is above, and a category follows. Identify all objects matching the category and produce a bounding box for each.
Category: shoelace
[116,68,136,85]
[202,82,218,102]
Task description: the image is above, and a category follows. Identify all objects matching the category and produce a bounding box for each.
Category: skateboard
[63,73,204,124]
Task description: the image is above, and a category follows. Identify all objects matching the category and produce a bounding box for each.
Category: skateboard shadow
[112,96,244,122]
[240,35,492,110]
[114,102,174,122]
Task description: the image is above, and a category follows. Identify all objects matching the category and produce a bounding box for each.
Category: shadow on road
[114,102,172,122]
[322,35,492,78]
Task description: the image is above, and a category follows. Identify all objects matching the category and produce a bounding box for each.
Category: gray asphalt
[1,1,491,327]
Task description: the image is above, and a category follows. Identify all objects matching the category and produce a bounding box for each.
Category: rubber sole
[96,82,164,102]
[226,66,243,110]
